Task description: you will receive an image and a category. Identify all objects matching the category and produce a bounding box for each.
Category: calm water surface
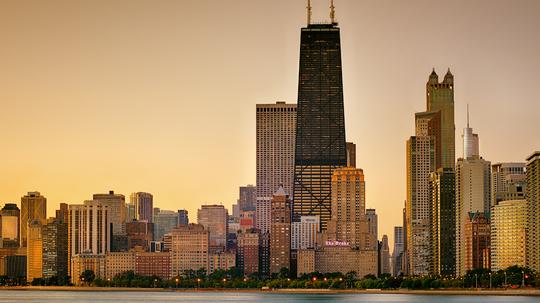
[0,291,538,303]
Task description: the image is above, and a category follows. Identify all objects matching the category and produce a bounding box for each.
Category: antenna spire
[330,0,336,24]
[467,104,470,128]
[307,0,312,25]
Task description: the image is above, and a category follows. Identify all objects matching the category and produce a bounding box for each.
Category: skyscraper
[464,211,490,271]
[426,69,455,170]
[197,205,228,250]
[526,151,540,272]
[462,105,479,159]
[93,191,126,236]
[68,200,111,261]
[237,229,260,277]
[256,101,296,278]
[392,226,404,276]
[42,217,68,279]
[380,235,391,275]
[1,203,20,248]
[365,209,378,250]
[20,191,47,247]
[238,185,256,212]
[491,200,527,271]
[346,142,356,168]
[326,167,370,249]
[269,187,291,274]
[26,219,43,282]
[255,102,296,234]
[130,192,153,223]
[456,156,491,276]
[406,69,455,276]
[430,168,456,276]
[292,11,347,231]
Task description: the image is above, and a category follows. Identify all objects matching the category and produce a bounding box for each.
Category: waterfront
[1,291,540,303]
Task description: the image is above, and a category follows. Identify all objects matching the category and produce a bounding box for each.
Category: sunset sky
[1,0,539,247]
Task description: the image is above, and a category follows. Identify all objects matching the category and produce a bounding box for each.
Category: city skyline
[2,0,540,249]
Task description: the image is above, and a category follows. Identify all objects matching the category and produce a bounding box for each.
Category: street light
[197,278,201,289]
[312,277,317,282]
[175,278,179,288]
[489,272,492,289]
[475,273,478,289]
[504,271,507,289]
[522,271,525,288]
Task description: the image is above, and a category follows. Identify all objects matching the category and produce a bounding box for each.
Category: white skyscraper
[455,122,491,277]
[462,105,479,159]
[255,102,296,234]
[291,215,320,250]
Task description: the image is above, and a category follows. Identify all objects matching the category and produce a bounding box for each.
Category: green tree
[80,270,95,285]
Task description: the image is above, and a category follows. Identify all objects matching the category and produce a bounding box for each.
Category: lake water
[0,291,538,303]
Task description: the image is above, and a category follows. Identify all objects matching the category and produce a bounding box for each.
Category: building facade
[297,245,377,278]
[526,152,540,272]
[42,217,68,278]
[269,187,291,274]
[464,212,490,271]
[20,192,47,247]
[491,200,527,271]
[492,163,526,204]
[130,192,153,223]
[197,205,227,250]
[326,168,370,249]
[291,216,320,250]
[237,229,259,277]
[1,203,20,248]
[170,224,209,276]
[392,226,404,276]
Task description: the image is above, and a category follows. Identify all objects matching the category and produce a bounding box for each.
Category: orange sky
[1,0,539,249]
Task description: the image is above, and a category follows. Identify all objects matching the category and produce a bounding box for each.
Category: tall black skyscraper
[293,3,347,230]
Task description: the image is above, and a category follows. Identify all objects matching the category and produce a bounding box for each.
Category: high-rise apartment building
[1,203,20,248]
[42,217,68,278]
[197,205,227,250]
[20,192,47,247]
[170,224,209,276]
[126,220,154,251]
[26,220,43,282]
[256,102,296,234]
[464,211,490,271]
[68,200,111,264]
[153,208,189,240]
[430,168,456,276]
[455,155,491,276]
[93,191,126,236]
[326,168,370,249]
[392,226,404,276]
[292,20,347,231]
[239,185,256,212]
[130,192,153,223]
[491,162,526,203]
[491,200,527,271]
[406,135,435,275]
[269,187,291,274]
[526,151,540,272]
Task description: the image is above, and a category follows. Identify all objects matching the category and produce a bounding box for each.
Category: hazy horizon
[1,0,540,248]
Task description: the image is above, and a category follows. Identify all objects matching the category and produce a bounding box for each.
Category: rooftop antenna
[467,104,470,128]
[307,0,312,25]
[329,0,336,24]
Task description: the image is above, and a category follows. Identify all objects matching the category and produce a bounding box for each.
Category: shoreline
[1,286,540,296]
